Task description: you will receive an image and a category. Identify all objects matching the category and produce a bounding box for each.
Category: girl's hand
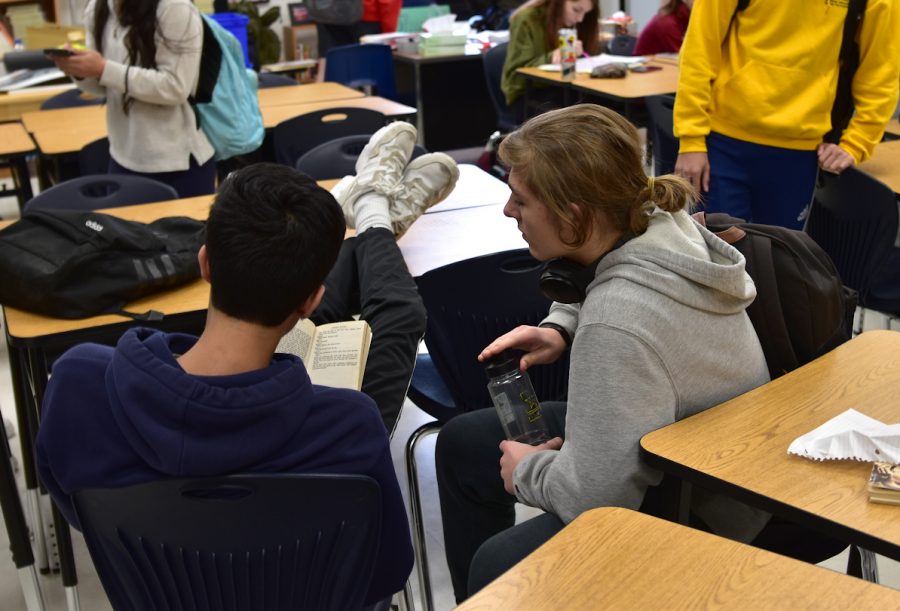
[574,39,584,57]
[499,437,563,494]
[479,325,567,371]
[51,49,106,80]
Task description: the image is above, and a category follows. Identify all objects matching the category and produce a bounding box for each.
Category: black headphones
[539,232,634,304]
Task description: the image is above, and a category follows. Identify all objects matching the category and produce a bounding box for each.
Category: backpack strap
[824,0,867,144]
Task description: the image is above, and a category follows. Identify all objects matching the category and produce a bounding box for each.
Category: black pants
[435,401,568,602]
[311,227,426,434]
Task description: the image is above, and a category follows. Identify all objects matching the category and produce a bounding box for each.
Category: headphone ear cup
[539,259,588,304]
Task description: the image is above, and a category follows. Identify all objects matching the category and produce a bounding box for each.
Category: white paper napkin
[787,408,900,463]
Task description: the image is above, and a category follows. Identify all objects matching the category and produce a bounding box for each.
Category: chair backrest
[324,44,397,101]
[73,474,382,611]
[40,88,105,110]
[609,34,638,56]
[415,249,570,414]
[482,42,517,132]
[296,134,427,180]
[645,94,678,176]
[805,167,899,307]
[2,50,54,71]
[272,108,387,166]
[77,137,111,176]
[258,72,297,88]
[25,174,179,212]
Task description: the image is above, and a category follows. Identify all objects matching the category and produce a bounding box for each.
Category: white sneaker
[329,175,355,226]
[388,153,459,237]
[338,122,418,226]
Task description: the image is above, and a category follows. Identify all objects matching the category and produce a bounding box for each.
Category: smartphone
[630,64,663,73]
[44,48,75,57]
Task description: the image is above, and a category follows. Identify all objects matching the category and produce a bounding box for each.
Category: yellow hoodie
[674,0,900,163]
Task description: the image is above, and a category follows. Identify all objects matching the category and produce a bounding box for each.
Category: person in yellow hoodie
[673,0,900,229]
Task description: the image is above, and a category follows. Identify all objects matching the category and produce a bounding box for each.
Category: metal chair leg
[405,421,442,611]
[398,578,415,611]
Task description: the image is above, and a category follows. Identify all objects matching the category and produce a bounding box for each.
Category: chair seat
[407,354,458,423]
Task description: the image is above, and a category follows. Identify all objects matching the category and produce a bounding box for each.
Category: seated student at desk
[435,104,771,602]
[633,0,692,56]
[36,125,460,606]
[501,0,601,119]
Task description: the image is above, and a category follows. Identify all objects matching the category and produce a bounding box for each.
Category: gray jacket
[514,208,771,542]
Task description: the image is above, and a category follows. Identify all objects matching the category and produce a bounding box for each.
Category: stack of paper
[418,32,467,56]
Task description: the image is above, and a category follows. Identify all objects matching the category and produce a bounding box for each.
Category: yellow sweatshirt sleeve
[839,0,900,164]
[673,0,739,153]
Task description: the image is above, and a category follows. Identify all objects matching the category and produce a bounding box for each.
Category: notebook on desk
[0,68,67,92]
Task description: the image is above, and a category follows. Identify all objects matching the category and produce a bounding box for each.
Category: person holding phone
[435,104,771,603]
[46,0,215,198]
[500,0,601,119]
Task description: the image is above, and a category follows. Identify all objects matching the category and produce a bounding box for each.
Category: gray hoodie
[513,208,771,542]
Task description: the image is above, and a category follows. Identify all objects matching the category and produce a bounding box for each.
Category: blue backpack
[191,15,264,160]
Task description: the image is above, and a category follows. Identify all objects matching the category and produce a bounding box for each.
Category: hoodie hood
[106,328,318,476]
[590,208,756,315]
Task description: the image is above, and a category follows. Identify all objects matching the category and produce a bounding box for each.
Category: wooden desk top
[0,84,77,122]
[885,118,900,137]
[641,330,900,559]
[20,104,105,134]
[517,58,678,100]
[859,139,900,193]
[30,121,106,156]
[0,123,36,156]
[256,82,364,108]
[262,96,416,128]
[457,507,900,610]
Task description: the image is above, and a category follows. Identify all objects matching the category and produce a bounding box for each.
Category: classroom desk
[261,96,416,129]
[0,84,78,122]
[640,330,900,563]
[0,168,519,609]
[0,122,36,209]
[885,118,900,138]
[256,81,364,107]
[859,139,900,193]
[457,507,900,610]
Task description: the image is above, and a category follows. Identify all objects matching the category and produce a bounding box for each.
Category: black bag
[702,213,857,379]
[0,209,205,319]
[305,0,363,26]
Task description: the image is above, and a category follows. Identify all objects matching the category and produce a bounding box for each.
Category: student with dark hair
[36,124,460,606]
[633,0,692,56]
[435,105,770,602]
[48,0,215,197]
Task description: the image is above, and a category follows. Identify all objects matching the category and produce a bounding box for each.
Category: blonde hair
[498,104,698,246]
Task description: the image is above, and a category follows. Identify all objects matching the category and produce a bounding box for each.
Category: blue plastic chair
[482,42,517,132]
[77,137,111,177]
[609,34,638,56]
[404,248,569,610]
[272,108,387,167]
[73,474,383,611]
[325,44,397,101]
[296,134,427,180]
[25,175,179,212]
[40,88,105,110]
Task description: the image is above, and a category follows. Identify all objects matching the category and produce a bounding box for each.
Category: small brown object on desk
[859,139,900,193]
[457,507,900,610]
[641,330,900,560]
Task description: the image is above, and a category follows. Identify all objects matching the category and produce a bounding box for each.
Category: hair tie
[647,176,655,197]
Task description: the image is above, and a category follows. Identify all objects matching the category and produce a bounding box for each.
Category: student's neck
[177,308,283,377]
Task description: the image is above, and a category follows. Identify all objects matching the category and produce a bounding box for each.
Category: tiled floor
[0,180,898,610]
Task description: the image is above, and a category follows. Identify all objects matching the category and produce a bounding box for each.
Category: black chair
[805,167,900,331]
[324,44,397,101]
[258,72,297,88]
[645,94,678,176]
[296,134,427,180]
[405,249,569,611]
[272,108,387,167]
[24,174,179,212]
[77,137,112,177]
[482,42,518,132]
[608,34,638,56]
[73,474,383,611]
[40,88,105,110]
[2,50,55,71]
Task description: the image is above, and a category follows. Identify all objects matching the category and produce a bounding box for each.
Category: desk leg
[10,156,34,212]
[658,475,692,525]
[848,545,880,583]
[53,506,79,611]
[413,63,425,147]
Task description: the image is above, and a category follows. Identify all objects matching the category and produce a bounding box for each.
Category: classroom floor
[0,180,899,610]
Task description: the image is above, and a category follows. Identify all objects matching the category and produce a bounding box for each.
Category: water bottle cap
[484,349,522,379]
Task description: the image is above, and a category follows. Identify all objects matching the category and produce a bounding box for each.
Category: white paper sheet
[787,408,900,463]
[538,53,647,74]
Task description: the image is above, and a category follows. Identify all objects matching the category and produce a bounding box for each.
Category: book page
[276,317,317,363]
[307,320,372,390]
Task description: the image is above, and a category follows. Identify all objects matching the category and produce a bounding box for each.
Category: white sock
[353,191,392,234]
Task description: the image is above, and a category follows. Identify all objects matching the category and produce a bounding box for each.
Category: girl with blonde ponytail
[435,104,772,603]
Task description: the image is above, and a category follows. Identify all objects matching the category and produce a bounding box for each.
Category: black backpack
[0,209,205,320]
[701,213,857,379]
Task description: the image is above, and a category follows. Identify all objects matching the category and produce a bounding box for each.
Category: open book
[276,319,372,390]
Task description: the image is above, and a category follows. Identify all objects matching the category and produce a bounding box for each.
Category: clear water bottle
[485,350,551,445]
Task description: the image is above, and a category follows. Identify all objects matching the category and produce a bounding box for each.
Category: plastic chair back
[645,94,677,176]
[324,44,397,101]
[272,108,387,166]
[409,249,569,422]
[77,137,111,177]
[258,72,297,88]
[482,42,517,132]
[609,35,638,56]
[805,167,900,313]
[2,50,54,71]
[25,175,179,212]
[73,474,382,611]
[40,88,105,109]
[296,134,427,180]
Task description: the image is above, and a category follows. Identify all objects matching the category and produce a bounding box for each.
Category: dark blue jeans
[109,155,216,199]
[704,132,818,229]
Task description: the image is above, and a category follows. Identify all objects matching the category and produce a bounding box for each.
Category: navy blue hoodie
[36,327,413,604]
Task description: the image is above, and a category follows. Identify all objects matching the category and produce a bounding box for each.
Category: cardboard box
[25,24,85,50]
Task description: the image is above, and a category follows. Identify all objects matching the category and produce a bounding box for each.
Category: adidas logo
[85,220,104,232]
